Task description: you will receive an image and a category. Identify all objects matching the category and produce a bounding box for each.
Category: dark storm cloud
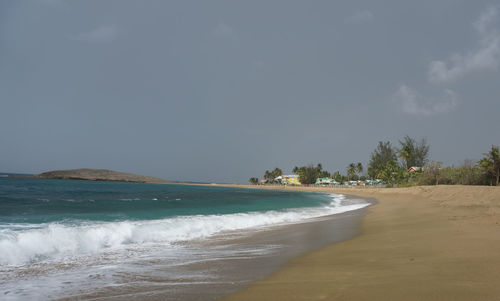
[1,0,499,183]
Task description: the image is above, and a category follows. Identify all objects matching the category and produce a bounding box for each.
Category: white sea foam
[0,194,368,266]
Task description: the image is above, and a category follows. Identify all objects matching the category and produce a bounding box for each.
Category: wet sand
[59,194,371,301]
[218,185,500,301]
[170,199,370,301]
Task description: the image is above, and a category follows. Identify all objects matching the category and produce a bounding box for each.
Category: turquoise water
[0,177,331,224]
[0,175,368,300]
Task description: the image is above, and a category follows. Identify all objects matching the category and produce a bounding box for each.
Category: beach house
[278,175,301,185]
[315,177,340,185]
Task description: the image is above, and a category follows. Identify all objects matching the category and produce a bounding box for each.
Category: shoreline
[59,191,372,301]
[214,184,500,300]
[0,179,373,301]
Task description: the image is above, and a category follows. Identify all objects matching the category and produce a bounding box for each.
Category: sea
[0,175,370,300]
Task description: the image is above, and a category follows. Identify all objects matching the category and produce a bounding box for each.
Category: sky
[1,0,500,183]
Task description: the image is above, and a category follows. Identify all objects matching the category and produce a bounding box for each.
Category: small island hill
[34,168,172,184]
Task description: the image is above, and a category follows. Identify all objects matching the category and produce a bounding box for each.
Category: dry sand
[217,185,500,301]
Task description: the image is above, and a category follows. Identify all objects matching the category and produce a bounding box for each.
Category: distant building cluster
[258,175,387,187]
[313,178,386,187]
[260,175,301,185]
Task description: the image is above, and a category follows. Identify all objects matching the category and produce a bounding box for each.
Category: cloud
[73,25,118,43]
[428,6,500,84]
[393,85,458,116]
[210,22,237,40]
[474,5,498,36]
[344,10,374,25]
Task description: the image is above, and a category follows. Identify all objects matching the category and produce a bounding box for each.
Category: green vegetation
[346,162,363,181]
[356,163,363,178]
[347,163,356,181]
[416,160,489,186]
[249,177,259,185]
[332,171,343,183]
[375,143,499,187]
[293,164,329,184]
[418,161,442,185]
[367,141,398,179]
[249,139,499,187]
[398,135,429,170]
[479,146,500,186]
[263,168,282,183]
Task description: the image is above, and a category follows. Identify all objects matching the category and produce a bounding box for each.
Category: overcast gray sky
[1,0,499,183]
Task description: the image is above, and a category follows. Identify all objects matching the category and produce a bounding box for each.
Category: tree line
[250,135,500,187]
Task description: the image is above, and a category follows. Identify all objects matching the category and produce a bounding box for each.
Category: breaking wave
[0,194,368,266]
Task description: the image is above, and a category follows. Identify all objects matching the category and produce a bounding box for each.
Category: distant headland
[34,168,172,184]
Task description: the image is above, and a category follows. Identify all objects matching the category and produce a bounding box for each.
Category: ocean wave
[0,194,368,266]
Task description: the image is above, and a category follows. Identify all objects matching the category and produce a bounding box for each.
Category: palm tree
[249,177,259,185]
[356,162,363,179]
[271,168,283,179]
[332,171,342,182]
[347,163,356,181]
[398,135,430,169]
[264,170,271,183]
[377,164,399,184]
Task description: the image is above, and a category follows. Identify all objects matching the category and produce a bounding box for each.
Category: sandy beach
[217,185,500,301]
